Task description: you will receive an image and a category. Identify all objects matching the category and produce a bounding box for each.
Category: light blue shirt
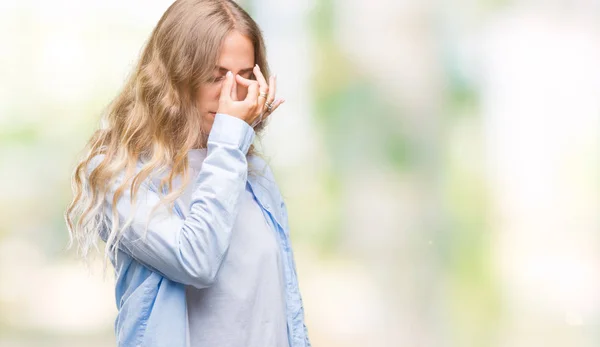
[93,113,311,347]
[182,148,288,347]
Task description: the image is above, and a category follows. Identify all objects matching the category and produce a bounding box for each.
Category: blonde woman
[65,1,311,346]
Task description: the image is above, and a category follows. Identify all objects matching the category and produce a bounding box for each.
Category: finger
[263,98,285,120]
[268,98,285,113]
[230,74,238,101]
[243,77,259,107]
[253,65,269,93]
[235,73,258,87]
[253,64,269,88]
[266,74,277,106]
[219,71,233,102]
[253,65,269,113]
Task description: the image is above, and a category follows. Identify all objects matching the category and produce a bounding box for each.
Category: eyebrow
[215,66,254,74]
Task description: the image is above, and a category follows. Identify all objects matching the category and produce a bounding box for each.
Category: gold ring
[259,92,268,99]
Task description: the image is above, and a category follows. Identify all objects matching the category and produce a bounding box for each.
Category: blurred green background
[1,0,599,346]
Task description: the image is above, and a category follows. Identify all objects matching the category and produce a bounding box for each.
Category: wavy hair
[65,0,270,267]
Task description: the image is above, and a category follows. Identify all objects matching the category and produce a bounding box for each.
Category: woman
[65,1,311,346]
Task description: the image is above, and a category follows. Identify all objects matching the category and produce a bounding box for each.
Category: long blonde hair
[65,0,270,266]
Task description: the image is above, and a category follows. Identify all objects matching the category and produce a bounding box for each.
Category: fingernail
[226,71,232,77]
[255,64,260,70]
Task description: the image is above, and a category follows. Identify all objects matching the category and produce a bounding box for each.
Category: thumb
[220,71,233,101]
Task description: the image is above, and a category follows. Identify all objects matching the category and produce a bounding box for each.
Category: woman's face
[196,31,255,135]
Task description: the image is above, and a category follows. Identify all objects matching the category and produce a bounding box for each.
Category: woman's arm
[103,113,254,289]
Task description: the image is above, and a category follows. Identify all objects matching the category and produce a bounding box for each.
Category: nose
[220,75,248,101]
[234,77,249,101]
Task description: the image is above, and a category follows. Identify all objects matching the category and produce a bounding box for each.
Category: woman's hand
[216,65,285,127]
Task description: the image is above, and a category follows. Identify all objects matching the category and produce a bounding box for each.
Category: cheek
[197,85,221,105]
[210,85,222,99]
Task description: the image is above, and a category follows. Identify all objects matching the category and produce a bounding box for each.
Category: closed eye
[211,71,254,83]
[211,75,225,83]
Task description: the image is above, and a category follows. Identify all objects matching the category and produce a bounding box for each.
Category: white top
[181,149,289,347]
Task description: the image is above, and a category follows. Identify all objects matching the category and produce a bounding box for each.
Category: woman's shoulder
[85,153,157,195]
[247,154,285,197]
[248,154,276,182]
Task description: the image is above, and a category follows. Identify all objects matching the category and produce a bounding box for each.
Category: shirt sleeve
[103,113,255,289]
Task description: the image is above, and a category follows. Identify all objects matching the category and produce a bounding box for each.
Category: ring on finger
[265,101,274,112]
[259,92,268,99]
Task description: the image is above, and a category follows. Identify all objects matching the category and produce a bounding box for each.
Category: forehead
[217,31,254,69]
